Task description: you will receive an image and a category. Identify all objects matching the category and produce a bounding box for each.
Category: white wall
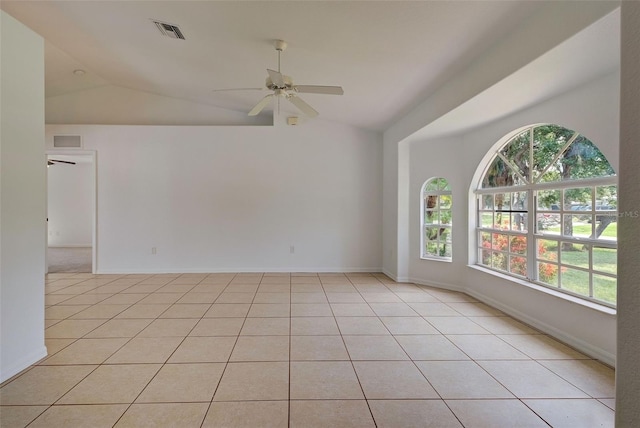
[407,72,619,364]
[409,135,464,290]
[47,159,93,247]
[46,84,271,126]
[0,11,47,382]
[385,1,618,145]
[616,1,640,423]
[46,121,382,273]
[382,139,399,278]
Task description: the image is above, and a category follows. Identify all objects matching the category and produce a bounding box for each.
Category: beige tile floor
[0,272,615,427]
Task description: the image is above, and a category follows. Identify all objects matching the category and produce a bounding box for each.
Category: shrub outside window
[476,124,617,307]
[422,178,452,260]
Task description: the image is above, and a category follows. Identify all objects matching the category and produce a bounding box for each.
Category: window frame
[421,178,452,261]
[475,125,617,308]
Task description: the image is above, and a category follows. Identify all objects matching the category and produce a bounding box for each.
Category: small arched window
[421,178,452,260]
[476,124,617,306]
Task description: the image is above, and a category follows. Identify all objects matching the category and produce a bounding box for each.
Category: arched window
[476,124,617,306]
[421,178,452,260]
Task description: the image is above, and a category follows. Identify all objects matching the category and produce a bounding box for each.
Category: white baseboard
[48,245,92,248]
[96,267,383,274]
[408,277,465,293]
[381,271,615,366]
[464,288,616,367]
[0,345,48,384]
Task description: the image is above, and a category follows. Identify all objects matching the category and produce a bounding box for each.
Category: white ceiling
[1,1,619,132]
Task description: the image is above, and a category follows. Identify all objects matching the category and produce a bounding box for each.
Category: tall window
[476,124,617,307]
[422,178,452,260]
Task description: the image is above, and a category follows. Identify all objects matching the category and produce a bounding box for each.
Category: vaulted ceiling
[1,1,619,132]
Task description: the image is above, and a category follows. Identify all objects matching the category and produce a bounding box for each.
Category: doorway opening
[46,151,97,273]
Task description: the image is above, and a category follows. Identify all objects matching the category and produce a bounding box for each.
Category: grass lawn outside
[538,221,617,305]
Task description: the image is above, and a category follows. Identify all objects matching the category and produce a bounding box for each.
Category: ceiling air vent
[53,135,82,148]
[152,20,185,40]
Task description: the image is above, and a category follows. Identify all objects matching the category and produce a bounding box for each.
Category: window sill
[420,256,452,263]
[467,264,617,316]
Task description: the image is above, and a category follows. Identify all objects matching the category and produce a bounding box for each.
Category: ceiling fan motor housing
[274,40,287,51]
[266,75,294,91]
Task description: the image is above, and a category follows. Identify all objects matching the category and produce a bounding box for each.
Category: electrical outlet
[151,247,157,255]
[290,245,295,254]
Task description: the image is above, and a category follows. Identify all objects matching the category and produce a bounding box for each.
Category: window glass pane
[480,231,491,251]
[560,244,589,269]
[443,240,452,258]
[424,180,439,192]
[492,251,507,271]
[538,262,559,286]
[532,126,575,182]
[482,157,524,188]
[439,210,451,225]
[425,195,438,210]
[593,247,616,275]
[494,193,511,228]
[481,248,491,266]
[500,130,530,182]
[511,192,527,232]
[539,135,615,182]
[596,185,617,209]
[564,187,592,210]
[560,268,589,296]
[480,212,493,228]
[537,239,558,262]
[440,179,451,191]
[481,195,494,210]
[594,215,617,241]
[510,236,526,255]
[509,256,527,276]
[492,233,509,251]
[425,209,436,224]
[560,214,592,239]
[537,213,560,233]
[537,190,561,210]
[593,274,616,304]
[425,227,439,242]
[511,213,527,232]
[439,195,451,209]
[426,241,438,257]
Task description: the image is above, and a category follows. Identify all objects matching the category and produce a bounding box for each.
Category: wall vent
[53,135,82,148]
[152,20,185,40]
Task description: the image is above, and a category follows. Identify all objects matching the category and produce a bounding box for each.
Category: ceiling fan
[214,40,344,118]
[47,159,76,166]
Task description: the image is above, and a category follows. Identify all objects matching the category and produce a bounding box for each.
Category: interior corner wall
[382,139,399,279]
[396,141,411,282]
[408,72,620,364]
[0,11,47,382]
[47,161,93,247]
[616,0,640,424]
[45,121,382,273]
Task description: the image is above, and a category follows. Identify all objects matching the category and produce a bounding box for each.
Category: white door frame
[46,150,98,274]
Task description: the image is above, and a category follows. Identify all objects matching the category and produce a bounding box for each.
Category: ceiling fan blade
[248,94,274,116]
[267,69,285,87]
[294,85,344,95]
[288,95,319,118]
[50,159,76,165]
[211,88,264,93]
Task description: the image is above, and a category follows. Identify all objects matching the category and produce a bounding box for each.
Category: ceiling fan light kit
[218,39,343,119]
